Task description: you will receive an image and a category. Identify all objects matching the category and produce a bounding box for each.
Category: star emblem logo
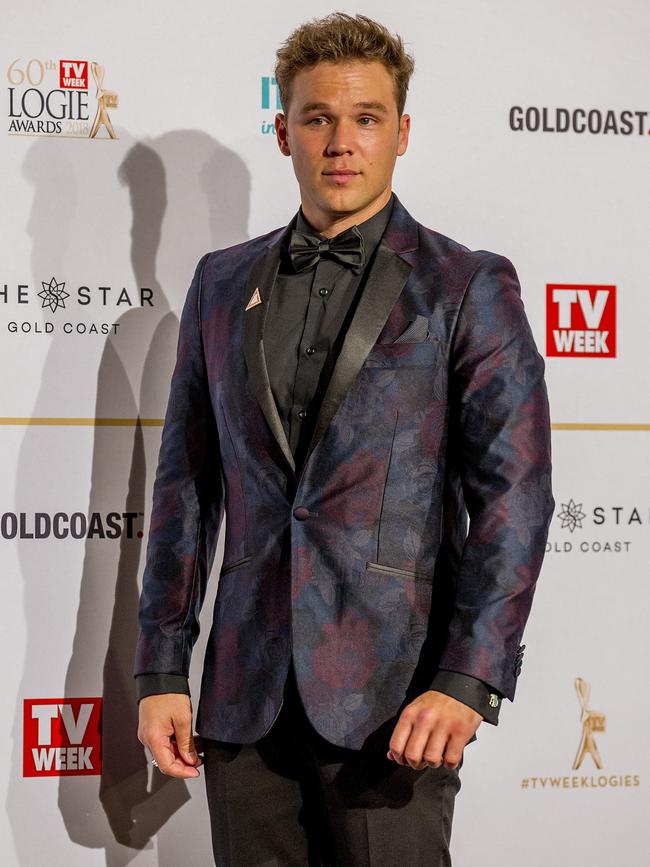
[557,498,586,533]
[38,277,70,313]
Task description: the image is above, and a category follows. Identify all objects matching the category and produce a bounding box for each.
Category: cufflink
[489,693,500,708]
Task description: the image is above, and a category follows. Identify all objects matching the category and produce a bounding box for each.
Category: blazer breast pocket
[365,314,438,367]
[390,313,430,344]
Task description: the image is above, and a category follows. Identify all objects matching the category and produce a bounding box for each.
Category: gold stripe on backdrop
[0,419,649,430]
[552,423,650,431]
[0,418,164,426]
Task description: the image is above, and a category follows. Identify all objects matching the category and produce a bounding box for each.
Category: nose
[325,120,354,155]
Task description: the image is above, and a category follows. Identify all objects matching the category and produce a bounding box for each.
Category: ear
[275,112,291,156]
[397,113,410,156]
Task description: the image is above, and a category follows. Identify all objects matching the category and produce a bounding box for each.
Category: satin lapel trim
[243,230,296,474]
[300,239,413,472]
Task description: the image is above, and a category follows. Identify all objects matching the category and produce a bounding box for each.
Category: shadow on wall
[6,128,250,866]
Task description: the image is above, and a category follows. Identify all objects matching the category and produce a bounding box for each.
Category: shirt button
[297,409,307,419]
[293,506,310,520]
[319,287,328,296]
[305,346,315,355]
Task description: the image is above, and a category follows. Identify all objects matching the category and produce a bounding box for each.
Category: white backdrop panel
[1,1,648,864]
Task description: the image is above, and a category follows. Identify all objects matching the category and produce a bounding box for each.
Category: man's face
[275,60,410,227]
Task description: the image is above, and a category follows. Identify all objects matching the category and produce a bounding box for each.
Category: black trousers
[202,660,463,866]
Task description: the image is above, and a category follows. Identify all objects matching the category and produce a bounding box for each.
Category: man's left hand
[387,690,483,771]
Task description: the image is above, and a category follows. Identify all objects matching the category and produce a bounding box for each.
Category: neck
[300,187,392,238]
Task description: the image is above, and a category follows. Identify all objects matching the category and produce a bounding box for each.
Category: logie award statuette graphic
[572,677,606,770]
[89,61,118,139]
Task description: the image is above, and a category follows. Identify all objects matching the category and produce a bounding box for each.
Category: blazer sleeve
[133,252,225,682]
[435,252,555,701]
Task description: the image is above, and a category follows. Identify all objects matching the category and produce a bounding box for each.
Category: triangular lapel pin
[245,286,262,311]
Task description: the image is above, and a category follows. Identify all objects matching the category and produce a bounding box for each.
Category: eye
[308,117,327,125]
[359,116,377,125]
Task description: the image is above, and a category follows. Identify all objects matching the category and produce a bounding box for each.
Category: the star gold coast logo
[7,58,118,139]
[2,274,154,336]
[519,677,640,792]
[547,495,650,555]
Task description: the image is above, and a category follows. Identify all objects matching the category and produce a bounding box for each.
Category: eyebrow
[299,101,389,115]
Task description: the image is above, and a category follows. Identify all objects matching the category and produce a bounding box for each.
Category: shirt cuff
[430,669,502,725]
[135,673,191,703]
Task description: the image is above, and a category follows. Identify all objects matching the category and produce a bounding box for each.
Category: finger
[171,730,201,767]
[164,743,202,778]
[149,734,177,772]
[388,715,414,765]
[172,709,199,766]
[442,735,465,770]
[158,756,201,778]
[402,711,438,770]
[150,735,200,778]
[422,730,449,769]
[170,737,203,769]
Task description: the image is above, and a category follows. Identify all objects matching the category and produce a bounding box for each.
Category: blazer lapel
[243,225,297,474]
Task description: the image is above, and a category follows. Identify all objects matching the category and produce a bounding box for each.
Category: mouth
[322,170,360,184]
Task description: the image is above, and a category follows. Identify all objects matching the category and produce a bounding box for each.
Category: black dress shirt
[136,192,503,726]
[265,194,393,475]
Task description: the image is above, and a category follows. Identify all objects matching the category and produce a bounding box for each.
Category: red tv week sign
[59,60,88,90]
[23,697,102,777]
[546,284,616,357]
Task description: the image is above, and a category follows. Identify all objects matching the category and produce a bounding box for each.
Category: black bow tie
[288,225,366,274]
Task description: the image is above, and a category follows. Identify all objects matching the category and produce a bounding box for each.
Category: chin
[319,189,367,215]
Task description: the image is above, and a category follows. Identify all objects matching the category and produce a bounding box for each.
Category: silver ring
[151,758,159,767]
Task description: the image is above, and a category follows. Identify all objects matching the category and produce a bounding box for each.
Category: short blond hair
[274,12,415,119]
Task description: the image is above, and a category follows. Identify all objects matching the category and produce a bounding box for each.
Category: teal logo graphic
[260,76,282,136]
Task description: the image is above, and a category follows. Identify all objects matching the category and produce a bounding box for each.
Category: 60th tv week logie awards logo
[7,57,118,138]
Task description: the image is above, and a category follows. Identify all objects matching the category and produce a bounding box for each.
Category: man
[134,12,554,866]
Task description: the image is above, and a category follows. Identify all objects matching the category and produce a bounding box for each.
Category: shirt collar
[291,192,395,263]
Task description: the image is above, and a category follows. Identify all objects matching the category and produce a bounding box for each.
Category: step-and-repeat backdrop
[2,1,648,864]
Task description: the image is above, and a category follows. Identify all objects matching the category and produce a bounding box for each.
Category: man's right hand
[137,693,203,778]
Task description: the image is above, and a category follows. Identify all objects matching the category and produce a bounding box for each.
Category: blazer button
[293,506,310,520]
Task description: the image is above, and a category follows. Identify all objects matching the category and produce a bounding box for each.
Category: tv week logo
[59,61,88,90]
[23,697,102,777]
[546,284,616,357]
